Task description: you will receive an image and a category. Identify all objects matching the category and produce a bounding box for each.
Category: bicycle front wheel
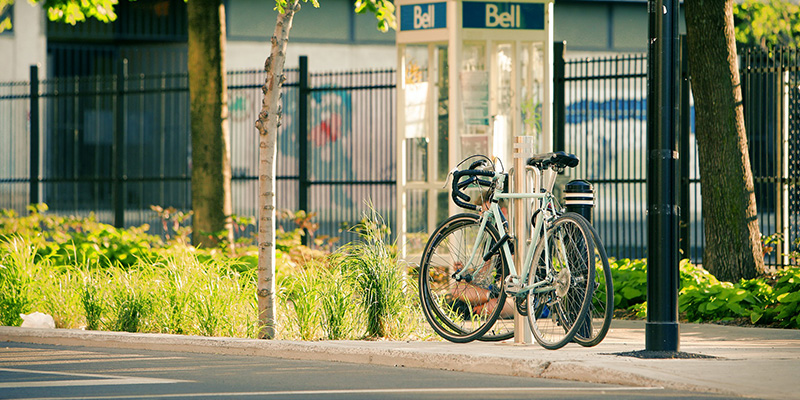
[526,213,594,350]
[419,213,508,343]
[572,222,613,347]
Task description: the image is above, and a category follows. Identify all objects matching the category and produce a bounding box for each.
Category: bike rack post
[512,136,535,344]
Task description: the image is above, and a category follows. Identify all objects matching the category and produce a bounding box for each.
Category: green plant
[0,237,34,326]
[230,214,257,250]
[317,264,357,340]
[81,274,104,330]
[107,268,151,333]
[338,208,410,339]
[771,268,800,328]
[284,267,320,340]
[609,259,647,310]
[151,205,193,245]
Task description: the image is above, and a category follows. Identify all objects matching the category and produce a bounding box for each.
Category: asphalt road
[0,342,732,400]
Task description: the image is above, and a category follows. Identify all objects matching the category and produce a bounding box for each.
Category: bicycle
[418,152,612,349]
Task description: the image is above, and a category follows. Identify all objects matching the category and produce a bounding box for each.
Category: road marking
[14,386,667,400]
[0,356,185,366]
[0,353,148,362]
[0,367,188,389]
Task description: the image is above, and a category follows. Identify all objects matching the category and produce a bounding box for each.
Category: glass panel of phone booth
[520,42,544,141]
[403,45,429,184]
[494,42,514,163]
[460,42,489,158]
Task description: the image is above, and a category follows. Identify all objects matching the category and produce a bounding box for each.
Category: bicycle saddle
[526,151,580,169]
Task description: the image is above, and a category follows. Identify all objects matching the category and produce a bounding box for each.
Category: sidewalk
[2,320,799,399]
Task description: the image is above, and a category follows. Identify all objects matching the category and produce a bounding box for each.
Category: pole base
[645,321,680,352]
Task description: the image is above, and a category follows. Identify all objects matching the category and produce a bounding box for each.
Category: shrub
[609,259,647,310]
[770,268,800,328]
[1,205,162,269]
[610,257,800,329]
[338,208,413,339]
[0,238,35,326]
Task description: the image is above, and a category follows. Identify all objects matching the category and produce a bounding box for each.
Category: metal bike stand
[512,136,535,344]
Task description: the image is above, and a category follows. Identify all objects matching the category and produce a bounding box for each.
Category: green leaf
[621,287,642,299]
[750,311,763,324]
[706,299,724,311]
[777,291,800,303]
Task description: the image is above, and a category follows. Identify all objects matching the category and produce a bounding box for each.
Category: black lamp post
[646,0,681,352]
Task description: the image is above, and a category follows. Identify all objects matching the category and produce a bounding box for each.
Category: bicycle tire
[419,213,508,343]
[572,222,614,347]
[526,212,595,350]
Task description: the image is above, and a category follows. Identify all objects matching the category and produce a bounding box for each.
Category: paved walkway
[2,320,798,399]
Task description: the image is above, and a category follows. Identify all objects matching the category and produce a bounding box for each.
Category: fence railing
[556,41,799,266]
[0,58,397,245]
[2,46,797,264]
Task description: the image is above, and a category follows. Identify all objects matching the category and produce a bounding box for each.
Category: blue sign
[462,2,544,30]
[400,2,447,31]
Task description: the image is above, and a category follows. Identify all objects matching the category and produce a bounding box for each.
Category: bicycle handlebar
[451,169,495,211]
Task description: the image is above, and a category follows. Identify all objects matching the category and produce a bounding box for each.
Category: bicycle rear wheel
[572,222,613,347]
[419,213,508,343]
[526,213,594,350]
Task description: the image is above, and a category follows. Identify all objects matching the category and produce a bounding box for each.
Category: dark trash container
[564,180,594,223]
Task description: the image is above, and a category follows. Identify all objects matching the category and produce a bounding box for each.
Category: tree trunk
[256,0,301,339]
[188,0,234,251]
[685,0,765,281]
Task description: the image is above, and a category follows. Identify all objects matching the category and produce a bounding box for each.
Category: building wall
[0,3,47,81]
[226,0,396,71]
[0,0,667,79]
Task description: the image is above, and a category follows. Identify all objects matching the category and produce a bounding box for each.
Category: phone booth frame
[396,0,555,260]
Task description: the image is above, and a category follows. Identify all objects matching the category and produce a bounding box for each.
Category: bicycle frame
[453,166,563,296]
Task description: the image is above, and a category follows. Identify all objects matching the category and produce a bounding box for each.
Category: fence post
[553,42,566,152]
[113,59,128,228]
[679,36,690,260]
[777,49,789,267]
[29,65,40,208]
[298,56,310,245]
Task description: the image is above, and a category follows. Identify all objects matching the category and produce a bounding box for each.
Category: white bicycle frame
[454,166,564,295]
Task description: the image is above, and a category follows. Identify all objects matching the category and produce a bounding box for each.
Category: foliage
[337,208,412,339]
[150,206,193,246]
[608,259,647,310]
[734,0,800,48]
[0,206,428,339]
[771,268,800,328]
[610,257,800,329]
[81,274,103,330]
[0,238,34,326]
[278,208,424,340]
[761,233,800,265]
[0,205,161,269]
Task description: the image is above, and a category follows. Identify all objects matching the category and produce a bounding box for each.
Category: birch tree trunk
[256,0,301,339]
[685,0,765,281]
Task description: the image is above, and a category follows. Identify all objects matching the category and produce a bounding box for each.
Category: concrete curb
[0,326,722,396]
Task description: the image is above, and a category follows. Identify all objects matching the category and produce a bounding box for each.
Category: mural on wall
[308,88,355,211]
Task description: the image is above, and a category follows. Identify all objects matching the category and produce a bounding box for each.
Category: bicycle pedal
[504,275,523,294]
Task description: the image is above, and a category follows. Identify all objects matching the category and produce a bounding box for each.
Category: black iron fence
[2,45,797,263]
[741,46,800,267]
[556,41,799,266]
[0,58,396,244]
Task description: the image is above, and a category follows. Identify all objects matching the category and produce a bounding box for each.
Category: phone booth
[396,0,555,258]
